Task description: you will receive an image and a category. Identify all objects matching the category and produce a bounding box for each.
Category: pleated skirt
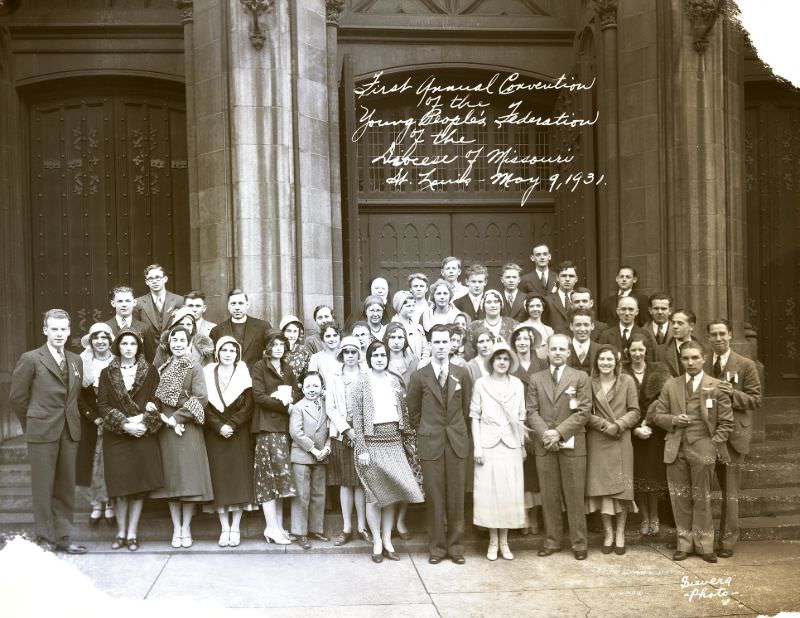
[356,423,424,508]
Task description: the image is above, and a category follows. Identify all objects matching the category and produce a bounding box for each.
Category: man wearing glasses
[134,264,184,353]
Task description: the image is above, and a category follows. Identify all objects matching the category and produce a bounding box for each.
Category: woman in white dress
[471,343,527,561]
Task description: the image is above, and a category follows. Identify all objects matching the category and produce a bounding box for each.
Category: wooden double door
[359,209,554,297]
[26,82,189,345]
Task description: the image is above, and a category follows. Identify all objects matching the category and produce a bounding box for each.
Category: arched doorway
[23,77,189,345]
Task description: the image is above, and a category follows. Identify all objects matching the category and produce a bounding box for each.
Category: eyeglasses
[145,275,165,282]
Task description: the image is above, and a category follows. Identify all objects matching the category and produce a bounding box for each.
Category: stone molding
[239,0,275,50]
[326,0,345,25]
[592,0,617,30]
[685,0,726,53]
[176,0,193,25]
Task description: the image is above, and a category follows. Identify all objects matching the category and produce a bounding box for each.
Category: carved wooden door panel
[29,91,189,345]
[361,211,554,299]
[745,85,800,395]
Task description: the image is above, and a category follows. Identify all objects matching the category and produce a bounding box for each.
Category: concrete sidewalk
[5,539,795,616]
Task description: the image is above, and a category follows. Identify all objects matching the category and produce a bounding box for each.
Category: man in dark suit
[520,242,558,295]
[599,266,649,327]
[644,292,673,345]
[597,296,657,361]
[453,264,487,320]
[184,290,217,338]
[9,309,86,554]
[648,340,733,563]
[133,264,184,354]
[526,333,592,560]
[210,288,272,368]
[570,287,609,339]
[499,263,529,322]
[105,285,156,361]
[567,309,599,374]
[656,309,697,377]
[705,319,762,558]
[546,261,579,335]
[407,324,473,565]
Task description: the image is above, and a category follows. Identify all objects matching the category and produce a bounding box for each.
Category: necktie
[438,366,448,389]
[564,293,572,311]
[622,328,630,345]
[685,377,694,398]
[539,271,545,284]
[656,326,665,345]
[713,356,722,379]
[578,348,586,364]
[57,352,65,372]
[551,366,559,386]
[507,293,515,307]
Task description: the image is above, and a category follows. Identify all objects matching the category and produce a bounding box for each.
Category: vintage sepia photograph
[0,0,798,616]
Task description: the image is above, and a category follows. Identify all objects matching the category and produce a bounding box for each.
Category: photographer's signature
[681,575,738,602]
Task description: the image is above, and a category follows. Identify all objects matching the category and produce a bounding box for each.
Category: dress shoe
[574,550,588,560]
[672,550,689,561]
[334,531,352,546]
[111,536,126,550]
[486,543,498,561]
[614,545,626,555]
[56,543,88,555]
[717,548,733,558]
[264,529,291,545]
[500,544,514,560]
[358,528,373,543]
[700,553,718,563]
[383,549,400,561]
[126,538,140,552]
[181,534,193,548]
[309,532,329,542]
[229,531,241,547]
[428,555,443,564]
[103,504,115,521]
[397,530,413,541]
[171,531,182,548]
[650,519,660,535]
[89,507,102,526]
[601,544,613,555]
[450,555,466,565]
[372,552,384,563]
[297,535,311,550]
[639,520,651,535]
[538,547,559,557]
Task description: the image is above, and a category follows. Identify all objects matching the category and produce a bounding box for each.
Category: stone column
[593,0,621,291]
[183,0,335,325]
[326,0,345,323]
[660,0,747,342]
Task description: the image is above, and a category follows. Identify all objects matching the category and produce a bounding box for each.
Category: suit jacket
[545,291,572,335]
[519,269,558,295]
[647,374,734,464]
[703,351,761,454]
[9,345,83,443]
[454,293,485,321]
[289,398,331,464]
[590,320,610,340]
[643,320,673,346]
[196,318,217,338]
[567,340,599,374]
[500,291,529,322]
[407,362,472,460]
[655,336,696,377]
[597,324,657,360]
[525,365,591,457]
[599,291,649,327]
[104,317,156,361]
[211,316,272,368]
[133,291,184,352]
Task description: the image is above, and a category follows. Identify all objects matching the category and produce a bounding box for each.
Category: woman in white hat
[471,343,527,561]
[76,322,115,524]
[153,306,214,368]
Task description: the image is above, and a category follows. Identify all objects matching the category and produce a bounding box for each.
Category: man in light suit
[499,263,529,322]
[184,290,217,338]
[648,340,733,563]
[210,288,272,369]
[599,266,649,327]
[104,285,156,361]
[705,319,762,557]
[520,242,558,295]
[546,261,579,335]
[644,292,673,346]
[133,264,184,354]
[526,333,592,560]
[407,324,473,565]
[9,309,86,554]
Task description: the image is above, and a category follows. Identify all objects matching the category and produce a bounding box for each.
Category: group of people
[9,246,761,566]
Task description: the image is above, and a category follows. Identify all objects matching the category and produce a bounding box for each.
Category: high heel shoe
[219,531,230,547]
[383,548,400,561]
[486,543,498,561]
[89,506,102,525]
[229,531,241,547]
[171,531,182,549]
[358,528,373,543]
[500,544,514,560]
[181,533,193,548]
[103,503,115,521]
[264,529,291,545]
